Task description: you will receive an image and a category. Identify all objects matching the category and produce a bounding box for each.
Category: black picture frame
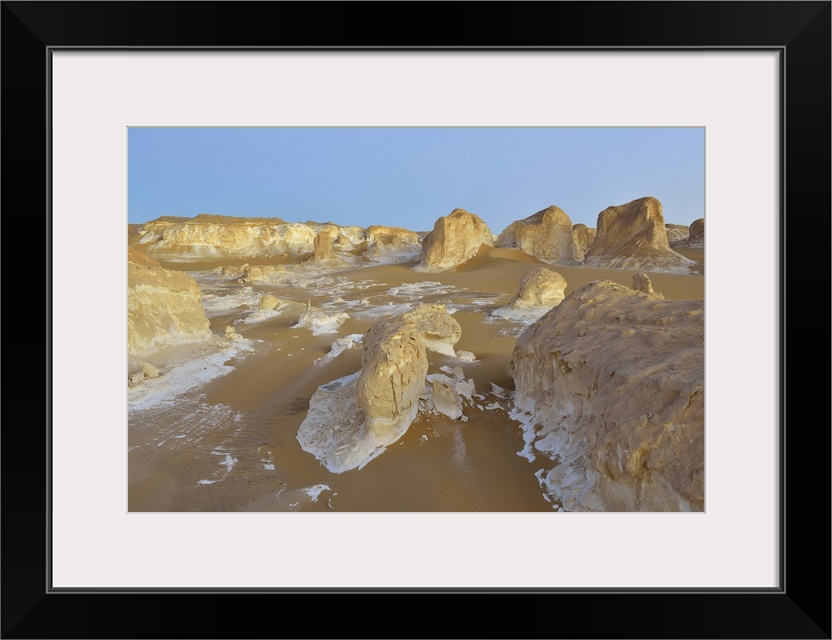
[2,2,829,638]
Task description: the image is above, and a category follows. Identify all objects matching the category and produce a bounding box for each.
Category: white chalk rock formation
[664,224,690,247]
[572,223,597,262]
[632,272,664,298]
[492,267,568,323]
[312,225,338,262]
[364,225,422,263]
[309,224,367,253]
[583,197,694,272]
[136,214,316,260]
[294,304,349,335]
[259,293,281,311]
[508,280,704,512]
[674,218,705,248]
[423,372,476,420]
[497,206,577,264]
[297,304,461,473]
[128,247,214,363]
[416,209,493,271]
[139,361,160,378]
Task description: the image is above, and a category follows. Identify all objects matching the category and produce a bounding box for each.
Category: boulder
[139,361,160,378]
[507,280,704,512]
[259,293,281,311]
[632,272,664,298]
[128,247,213,362]
[497,205,577,264]
[297,304,461,473]
[492,267,568,322]
[572,223,597,262]
[583,197,694,272]
[416,209,493,271]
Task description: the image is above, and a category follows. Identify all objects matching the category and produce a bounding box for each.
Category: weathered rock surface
[416,209,493,271]
[572,224,596,262]
[583,197,694,272]
[497,206,577,264]
[137,214,316,260]
[312,225,338,262]
[294,304,349,335]
[492,267,568,322]
[128,247,213,363]
[297,304,461,473]
[674,218,705,248]
[632,272,664,298]
[259,293,281,311]
[364,225,422,263]
[508,280,704,512]
[665,224,690,247]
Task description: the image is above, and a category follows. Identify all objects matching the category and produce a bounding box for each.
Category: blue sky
[128,127,704,232]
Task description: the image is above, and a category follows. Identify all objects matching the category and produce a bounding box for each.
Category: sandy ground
[128,246,704,512]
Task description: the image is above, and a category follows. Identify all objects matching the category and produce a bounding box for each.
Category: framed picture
[4,1,828,638]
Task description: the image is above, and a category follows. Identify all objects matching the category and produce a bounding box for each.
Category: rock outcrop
[572,224,596,262]
[312,225,338,262]
[583,197,694,272]
[364,225,422,263]
[665,224,690,247]
[632,272,664,298]
[492,267,568,322]
[508,280,704,512]
[497,206,577,264]
[416,209,493,271]
[674,218,705,248]
[136,214,317,260]
[128,247,214,364]
[297,304,461,473]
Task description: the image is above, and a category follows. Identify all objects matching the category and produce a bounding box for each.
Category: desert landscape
[128,196,704,512]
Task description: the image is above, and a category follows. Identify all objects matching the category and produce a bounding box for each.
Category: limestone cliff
[508,280,704,512]
[583,197,694,272]
[128,247,214,365]
[136,214,316,260]
[416,209,493,271]
[572,223,596,262]
[364,225,422,263]
[497,206,577,264]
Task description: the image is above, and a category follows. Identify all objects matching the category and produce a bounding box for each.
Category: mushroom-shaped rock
[416,209,493,271]
[572,223,597,262]
[297,304,461,473]
[497,206,577,264]
[583,197,694,272]
[507,280,704,512]
[632,272,664,298]
[492,267,568,323]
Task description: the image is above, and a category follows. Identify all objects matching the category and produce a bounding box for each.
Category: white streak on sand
[128,340,256,412]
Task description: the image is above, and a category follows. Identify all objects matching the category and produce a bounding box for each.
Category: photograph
[127,126,705,513]
[4,0,828,634]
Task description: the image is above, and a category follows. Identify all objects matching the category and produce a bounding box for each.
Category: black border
[2,2,829,638]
